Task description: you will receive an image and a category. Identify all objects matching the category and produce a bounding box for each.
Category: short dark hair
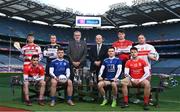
[130,47,138,51]
[57,47,64,51]
[117,29,125,34]
[31,55,39,60]
[27,33,34,37]
[108,47,115,51]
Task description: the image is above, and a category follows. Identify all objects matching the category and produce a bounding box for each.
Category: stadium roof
[0,0,179,27]
[0,0,77,26]
[106,0,180,26]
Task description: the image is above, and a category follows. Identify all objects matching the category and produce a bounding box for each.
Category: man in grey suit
[67,30,87,81]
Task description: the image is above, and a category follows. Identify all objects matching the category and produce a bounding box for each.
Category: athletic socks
[144,96,149,105]
[67,96,72,101]
[124,96,128,103]
[113,95,117,100]
[103,95,106,100]
[51,96,56,102]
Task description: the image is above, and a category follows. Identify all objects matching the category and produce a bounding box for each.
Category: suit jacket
[67,40,87,67]
[89,44,108,72]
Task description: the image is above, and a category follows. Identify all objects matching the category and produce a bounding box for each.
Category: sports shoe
[38,100,45,106]
[143,104,150,111]
[25,100,32,106]
[120,102,128,108]
[50,100,55,107]
[111,100,117,107]
[100,99,108,106]
[67,100,75,106]
[149,98,154,106]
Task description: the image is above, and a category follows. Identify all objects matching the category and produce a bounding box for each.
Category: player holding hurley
[14,33,42,70]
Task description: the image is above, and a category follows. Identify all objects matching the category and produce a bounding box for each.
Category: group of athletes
[18,30,159,110]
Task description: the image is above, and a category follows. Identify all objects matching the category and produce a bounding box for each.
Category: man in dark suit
[67,30,87,81]
[89,34,108,80]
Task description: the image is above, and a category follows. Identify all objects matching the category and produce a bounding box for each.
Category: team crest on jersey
[107,64,115,72]
[130,64,133,67]
[63,62,66,66]
[134,63,138,67]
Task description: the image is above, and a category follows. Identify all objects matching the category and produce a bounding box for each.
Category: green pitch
[0,73,180,111]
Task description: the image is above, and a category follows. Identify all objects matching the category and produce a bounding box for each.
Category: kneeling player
[49,48,74,106]
[98,47,122,107]
[23,55,46,106]
[121,47,151,110]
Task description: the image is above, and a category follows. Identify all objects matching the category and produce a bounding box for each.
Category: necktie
[97,44,100,55]
[76,42,80,49]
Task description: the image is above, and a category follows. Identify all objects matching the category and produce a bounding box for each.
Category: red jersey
[125,58,148,79]
[22,43,42,65]
[112,40,133,61]
[23,63,45,77]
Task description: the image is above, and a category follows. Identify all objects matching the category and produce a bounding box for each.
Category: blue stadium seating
[0,16,180,74]
[0,16,180,43]
[0,54,23,65]
[152,59,180,74]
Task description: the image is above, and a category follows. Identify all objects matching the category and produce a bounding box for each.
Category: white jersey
[22,43,42,65]
[135,44,159,69]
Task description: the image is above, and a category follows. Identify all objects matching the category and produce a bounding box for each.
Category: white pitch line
[161,100,180,104]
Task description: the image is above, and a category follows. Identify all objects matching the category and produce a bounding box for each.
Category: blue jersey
[102,57,122,80]
[50,59,70,77]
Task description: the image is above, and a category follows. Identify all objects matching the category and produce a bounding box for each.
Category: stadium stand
[123,23,180,42]
[0,16,180,43]
[0,54,23,65]
[152,59,180,74]
[0,0,179,75]
[173,67,180,74]
[0,1,179,111]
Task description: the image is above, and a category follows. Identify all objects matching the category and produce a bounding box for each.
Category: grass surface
[0,73,180,111]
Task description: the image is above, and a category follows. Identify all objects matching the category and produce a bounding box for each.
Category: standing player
[23,55,46,106]
[43,35,61,78]
[135,34,159,74]
[49,48,74,106]
[112,30,133,76]
[98,47,122,107]
[21,33,42,69]
[121,47,151,110]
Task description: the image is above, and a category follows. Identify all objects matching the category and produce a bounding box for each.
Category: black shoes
[38,100,45,106]
[120,102,129,108]
[143,104,150,111]
[25,100,32,106]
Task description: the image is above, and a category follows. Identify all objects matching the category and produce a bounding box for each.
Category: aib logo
[78,19,85,24]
